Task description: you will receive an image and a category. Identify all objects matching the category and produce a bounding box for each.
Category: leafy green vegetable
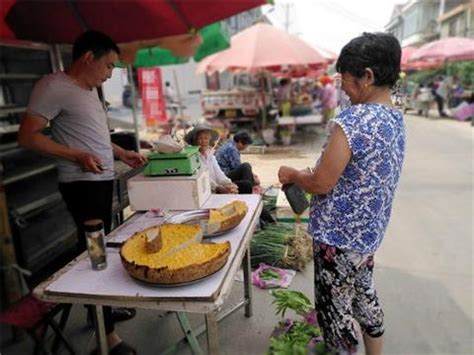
[251,223,313,270]
[269,320,325,355]
[261,269,281,280]
[271,289,313,318]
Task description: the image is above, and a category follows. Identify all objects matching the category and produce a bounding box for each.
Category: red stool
[0,294,75,354]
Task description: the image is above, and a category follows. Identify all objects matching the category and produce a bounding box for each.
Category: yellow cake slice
[207,200,248,233]
[120,224,231,284]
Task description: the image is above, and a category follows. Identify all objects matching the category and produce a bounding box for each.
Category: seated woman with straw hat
[185,125,252,194]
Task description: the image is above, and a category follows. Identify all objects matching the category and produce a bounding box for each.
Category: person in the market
[187,125,275,226]
[413,83,433,117]
[215,130,258,193]
[319,75,338,124]
[430,77,448,118]
[18,30,146,355]
[449,75,464,108]
[164,81,176,104]
[278,32,405,355]
[276,78,292,116]
[185,125,243,194]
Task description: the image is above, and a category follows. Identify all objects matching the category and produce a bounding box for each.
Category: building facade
[386,0,440,47]
[385,0,473,47]
[438,0,474,38]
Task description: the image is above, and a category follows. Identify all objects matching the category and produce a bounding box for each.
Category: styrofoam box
[127,168,211,211]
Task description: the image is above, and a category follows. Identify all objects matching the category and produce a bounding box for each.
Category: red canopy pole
[166,0,194,32]
[65,0,89,31]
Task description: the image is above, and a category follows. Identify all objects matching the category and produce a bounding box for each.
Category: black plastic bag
[282,183,309,215]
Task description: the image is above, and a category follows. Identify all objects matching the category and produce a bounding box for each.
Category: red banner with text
[137,67,167,127]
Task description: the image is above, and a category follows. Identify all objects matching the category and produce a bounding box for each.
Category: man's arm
[278,125,351,194]
[112,143,147,168]
[18,112,103,173]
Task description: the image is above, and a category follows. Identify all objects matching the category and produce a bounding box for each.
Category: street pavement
[1,113,472,355]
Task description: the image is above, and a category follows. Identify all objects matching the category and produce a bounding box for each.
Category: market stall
[196,23,329,133]
[1,0,268,308]
[34,194,262,355]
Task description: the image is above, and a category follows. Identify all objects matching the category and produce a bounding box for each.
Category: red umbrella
[400,46,417,67]
[410,37,474,62]
[403,60,443,71]
[272,66,326,78]
[401,46,443,71]
[2,0,266,44]
[312,45,338,63]
[0,0,15,40]
[196,23,327,74]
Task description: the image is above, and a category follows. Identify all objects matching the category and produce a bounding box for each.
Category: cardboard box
[275,189,309,223]
[128,168,211,211]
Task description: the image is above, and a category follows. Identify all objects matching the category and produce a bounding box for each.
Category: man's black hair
[280,78,290,86]
[233,131,253,145]
[72,30,120,62]
[336,32,401,87]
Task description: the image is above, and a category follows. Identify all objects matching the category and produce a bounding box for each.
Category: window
[443,0,465,14]
[448,19,457,36]
[404,7,419,37]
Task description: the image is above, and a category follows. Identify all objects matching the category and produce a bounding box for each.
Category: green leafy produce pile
[263,194,277,212]
[251,223,313,271]
[268,289,330,355]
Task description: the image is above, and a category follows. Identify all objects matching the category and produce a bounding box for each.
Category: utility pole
[284,3,290,32]
[438,0,446,35]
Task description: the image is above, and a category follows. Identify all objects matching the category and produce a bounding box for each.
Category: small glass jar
[84,219,107,270]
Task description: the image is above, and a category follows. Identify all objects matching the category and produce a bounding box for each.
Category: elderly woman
[185,125,252,194]
[278,33,405,355]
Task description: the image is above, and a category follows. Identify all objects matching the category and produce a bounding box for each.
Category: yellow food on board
[120,224,231,284]
[207,200,248,233]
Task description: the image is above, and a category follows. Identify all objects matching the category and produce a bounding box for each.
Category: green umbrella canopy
[193,21,230,62]
[118,21,230,68]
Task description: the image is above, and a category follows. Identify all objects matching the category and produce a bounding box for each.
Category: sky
[264,0,406,54]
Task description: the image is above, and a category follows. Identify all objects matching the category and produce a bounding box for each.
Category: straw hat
[184,124,219,146]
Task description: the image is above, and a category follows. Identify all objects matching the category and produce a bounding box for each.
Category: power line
[318,1,381,31]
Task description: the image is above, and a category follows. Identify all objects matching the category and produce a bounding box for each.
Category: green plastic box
[143,146,201,176]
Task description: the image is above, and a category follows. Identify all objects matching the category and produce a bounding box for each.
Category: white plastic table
[34,194,262,355]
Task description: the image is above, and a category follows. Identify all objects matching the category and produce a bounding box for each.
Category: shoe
[86,307,136,328]
[111,308,136,323]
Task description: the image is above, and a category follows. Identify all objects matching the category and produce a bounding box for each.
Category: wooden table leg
[205,311,219,355]
[92,305,108,355]
[242,247,253,317]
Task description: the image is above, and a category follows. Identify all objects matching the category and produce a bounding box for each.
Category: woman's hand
[227,183,239,194]
[216,184,238,194]
[278,166,298,185]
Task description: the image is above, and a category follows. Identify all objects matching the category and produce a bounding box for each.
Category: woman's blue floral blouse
[309,103,406,254]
